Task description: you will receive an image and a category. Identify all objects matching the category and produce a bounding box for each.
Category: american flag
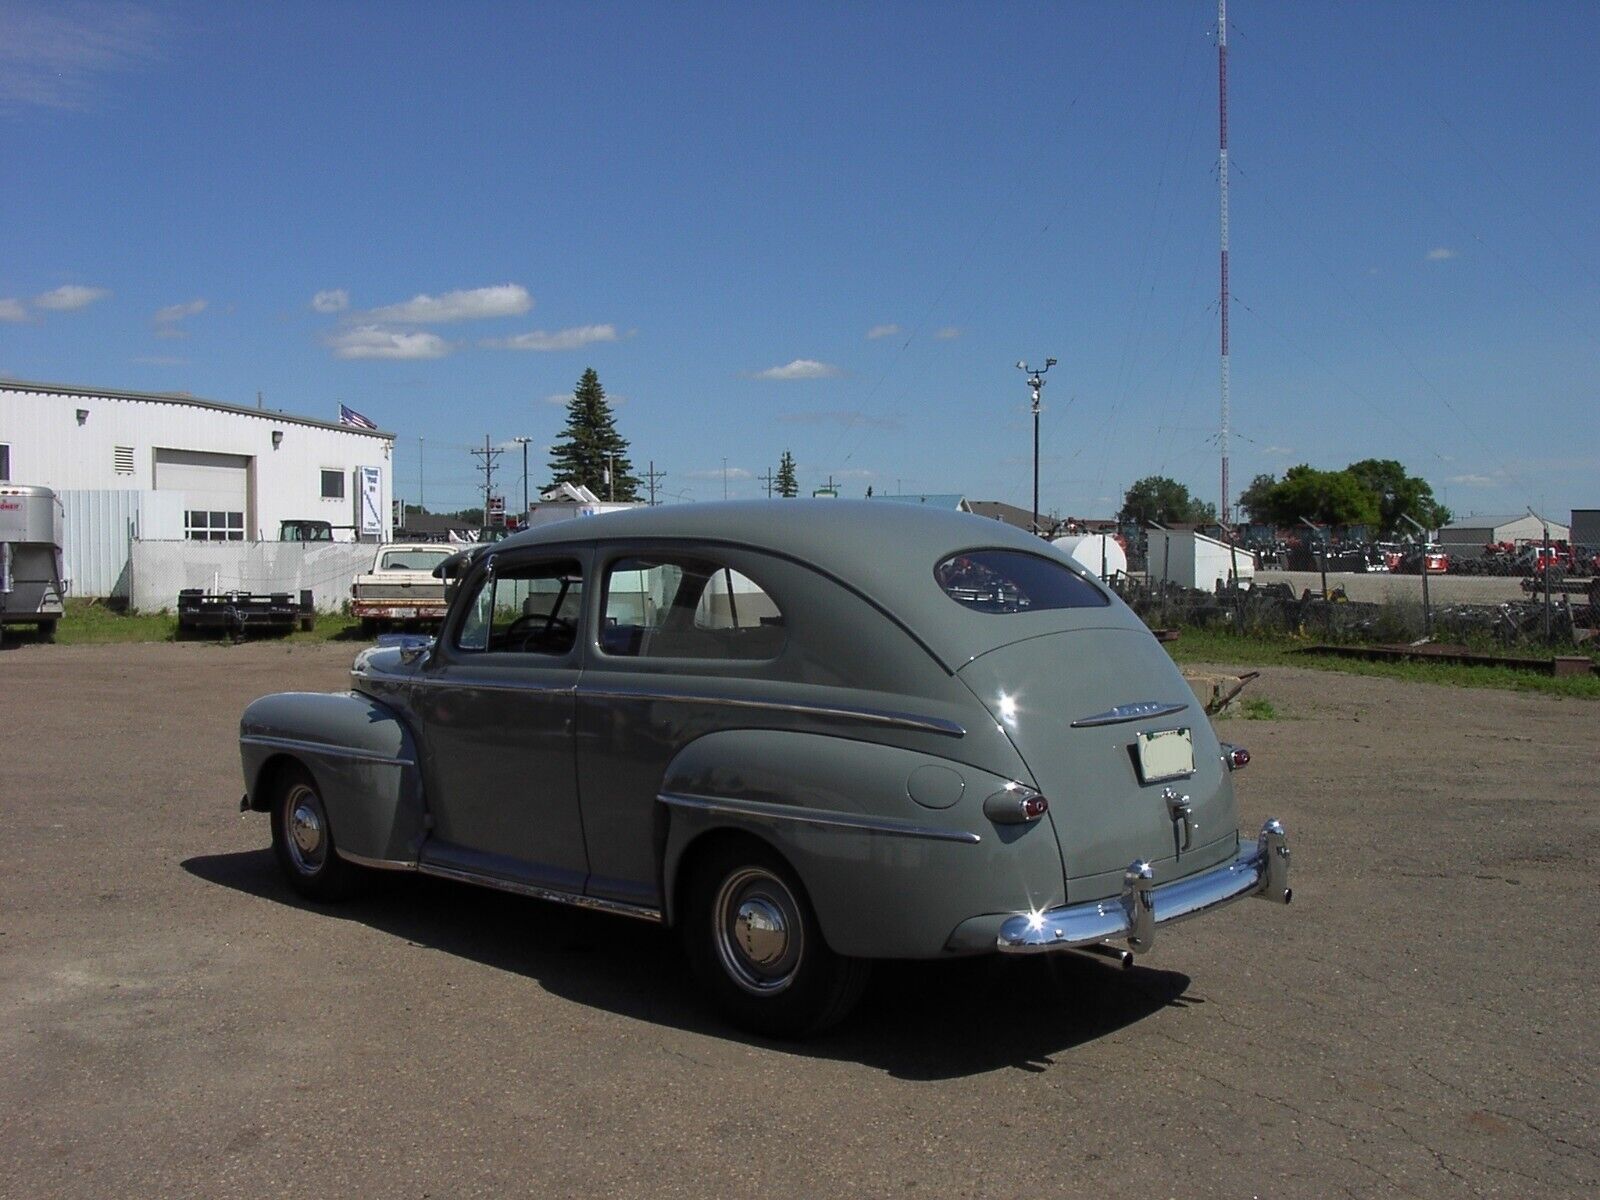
[339,403,378,430]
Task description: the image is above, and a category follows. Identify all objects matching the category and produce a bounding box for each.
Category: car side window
[455,557,584,655]
[600,556,784,660]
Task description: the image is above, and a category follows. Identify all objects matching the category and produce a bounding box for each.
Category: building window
[185,510,245,541]
[113,445,135,475]
[321,469,346,500]
[0,444,9,482]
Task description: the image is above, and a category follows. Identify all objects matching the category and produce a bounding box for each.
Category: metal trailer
[0,484,68,641]
[176,588,316,640]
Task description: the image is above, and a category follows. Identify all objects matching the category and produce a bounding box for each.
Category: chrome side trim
[240,734,414,768]
[585,686,965,738]
[416,862,664,923]
[336,848,419,872]
[1070,700,1191,728]
[997,818,1292,954]
[659,791,982,845]
[353,668,574,698]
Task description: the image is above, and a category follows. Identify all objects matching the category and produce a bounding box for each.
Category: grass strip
[1166,627,1600,700]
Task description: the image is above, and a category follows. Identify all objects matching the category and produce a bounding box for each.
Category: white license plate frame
[1135,727,1195,784]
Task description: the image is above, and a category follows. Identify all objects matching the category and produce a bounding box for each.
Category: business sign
[358,466,383,535]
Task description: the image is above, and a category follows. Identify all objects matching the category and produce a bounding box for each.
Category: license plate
[392,607,417,619]
[1135,727,1194,783]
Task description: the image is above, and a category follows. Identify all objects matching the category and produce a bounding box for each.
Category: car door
[575,547,792,907]
[413,549,590,893]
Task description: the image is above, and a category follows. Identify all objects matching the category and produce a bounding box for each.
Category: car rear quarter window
[935,549,1108,613]
[601,556,785,660]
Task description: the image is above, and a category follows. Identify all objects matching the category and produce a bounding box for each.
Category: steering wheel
[503,612,574,652]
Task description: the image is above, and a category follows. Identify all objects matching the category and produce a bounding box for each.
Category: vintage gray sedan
[238,501,1291,1035]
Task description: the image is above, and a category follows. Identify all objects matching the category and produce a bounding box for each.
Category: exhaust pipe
[1077,942,1134,969]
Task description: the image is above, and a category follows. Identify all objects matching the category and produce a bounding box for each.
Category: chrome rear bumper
[997,819,1291,955]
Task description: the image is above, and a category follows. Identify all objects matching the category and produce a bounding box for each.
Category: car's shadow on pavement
[183,849,1194,1080]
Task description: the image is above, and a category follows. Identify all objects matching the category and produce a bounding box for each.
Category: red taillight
[1230,747,1251,769]
[984,785,1049,824]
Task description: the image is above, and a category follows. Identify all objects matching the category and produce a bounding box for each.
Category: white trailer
[0,484,68,639]
[1146,527,1255,591]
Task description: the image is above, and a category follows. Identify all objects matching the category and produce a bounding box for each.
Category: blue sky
[3,1,1596,521]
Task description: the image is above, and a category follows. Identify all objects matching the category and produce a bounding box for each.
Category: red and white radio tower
[1218,0,1232,524]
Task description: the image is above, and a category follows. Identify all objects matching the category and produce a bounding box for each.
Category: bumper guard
[997,819,1291,955]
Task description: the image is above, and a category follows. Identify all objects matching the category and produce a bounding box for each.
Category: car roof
[489,500,1140,669]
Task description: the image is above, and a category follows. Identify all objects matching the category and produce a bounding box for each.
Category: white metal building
[1,379,394,542]
[1146,527,1256,591]
[1,379,394,597]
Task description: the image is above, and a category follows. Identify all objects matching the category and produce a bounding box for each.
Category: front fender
[659,729,1066,959]
[239,691,425,867]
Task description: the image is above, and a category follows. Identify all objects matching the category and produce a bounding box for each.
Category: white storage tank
[1050,533,1128,581]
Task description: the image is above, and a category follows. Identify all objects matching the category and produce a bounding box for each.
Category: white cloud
[543,392,572,405]
[33,284,110,311]
[685,467,753,480]
[154,298,206,324]
[866,323,901,340]
[753,359,841,381]
[0,298,26,322]
[364,283,531,324]
[934,327,961,340]
[1261,444,1295,455]
[153,298,206,336]
[328,325,451,360]
[132,354,187,366]
[1426,247,1458,262]
[311,288,349,314]
[484,324,619,351]
[1447,474,1498,487]
[0,4,162,111]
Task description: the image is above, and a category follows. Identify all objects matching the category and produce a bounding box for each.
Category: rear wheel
[682,838,869,1038]
[37,619,57,643]
[269,762,362,900]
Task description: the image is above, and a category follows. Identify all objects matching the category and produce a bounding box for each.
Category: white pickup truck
[349,543,453,631]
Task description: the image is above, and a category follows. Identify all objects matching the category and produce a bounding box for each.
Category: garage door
[154,449,250,541]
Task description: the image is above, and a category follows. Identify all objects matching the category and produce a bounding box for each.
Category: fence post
[1398,513,1432,639]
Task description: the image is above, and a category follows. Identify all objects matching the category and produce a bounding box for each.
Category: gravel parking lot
[2,640,1595,1198]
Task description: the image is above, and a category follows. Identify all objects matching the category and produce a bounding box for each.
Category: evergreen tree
[775,450,799,498]
[547,368,638,500]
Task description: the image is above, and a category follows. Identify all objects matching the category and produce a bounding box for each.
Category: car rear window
[934,549,1108,613]
[381,549,451,571]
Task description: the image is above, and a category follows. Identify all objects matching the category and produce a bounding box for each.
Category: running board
[414,860,664,924]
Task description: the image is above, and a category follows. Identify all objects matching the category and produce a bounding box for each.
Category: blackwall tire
[682,838,869,1038]
[269,762,362,901]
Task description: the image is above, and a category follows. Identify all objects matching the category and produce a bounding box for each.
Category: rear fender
[240,691,425,867]
[658,729,1064,959]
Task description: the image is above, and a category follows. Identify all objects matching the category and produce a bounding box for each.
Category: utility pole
[1016,358,1057,536]
[759,468,776,498]
[644,461,666,506]
[1218,0,1232,524]
[470,435,502,525]
[513,436,532,517]
[1398,512,1433,638]
[418,436,425,512]
[722,457,729,501]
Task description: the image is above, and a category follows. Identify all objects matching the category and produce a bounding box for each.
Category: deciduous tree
[1118,476,1217,525]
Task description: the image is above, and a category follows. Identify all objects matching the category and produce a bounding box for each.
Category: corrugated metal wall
[130,541,375,612]
[59,489,186,598]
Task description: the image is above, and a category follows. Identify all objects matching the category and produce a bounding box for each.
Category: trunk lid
[958,628,1238,898]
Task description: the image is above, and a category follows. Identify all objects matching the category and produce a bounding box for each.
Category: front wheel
[682,838,869,1038]
[269,763,362,901]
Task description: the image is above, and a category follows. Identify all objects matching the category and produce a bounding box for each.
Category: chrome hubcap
[734,898,789,966]
[282,784,327,873]
[713,867,804,995]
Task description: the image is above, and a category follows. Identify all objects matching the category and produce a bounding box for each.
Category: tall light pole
[512,436,532,518]
[1017,358,1057,535]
